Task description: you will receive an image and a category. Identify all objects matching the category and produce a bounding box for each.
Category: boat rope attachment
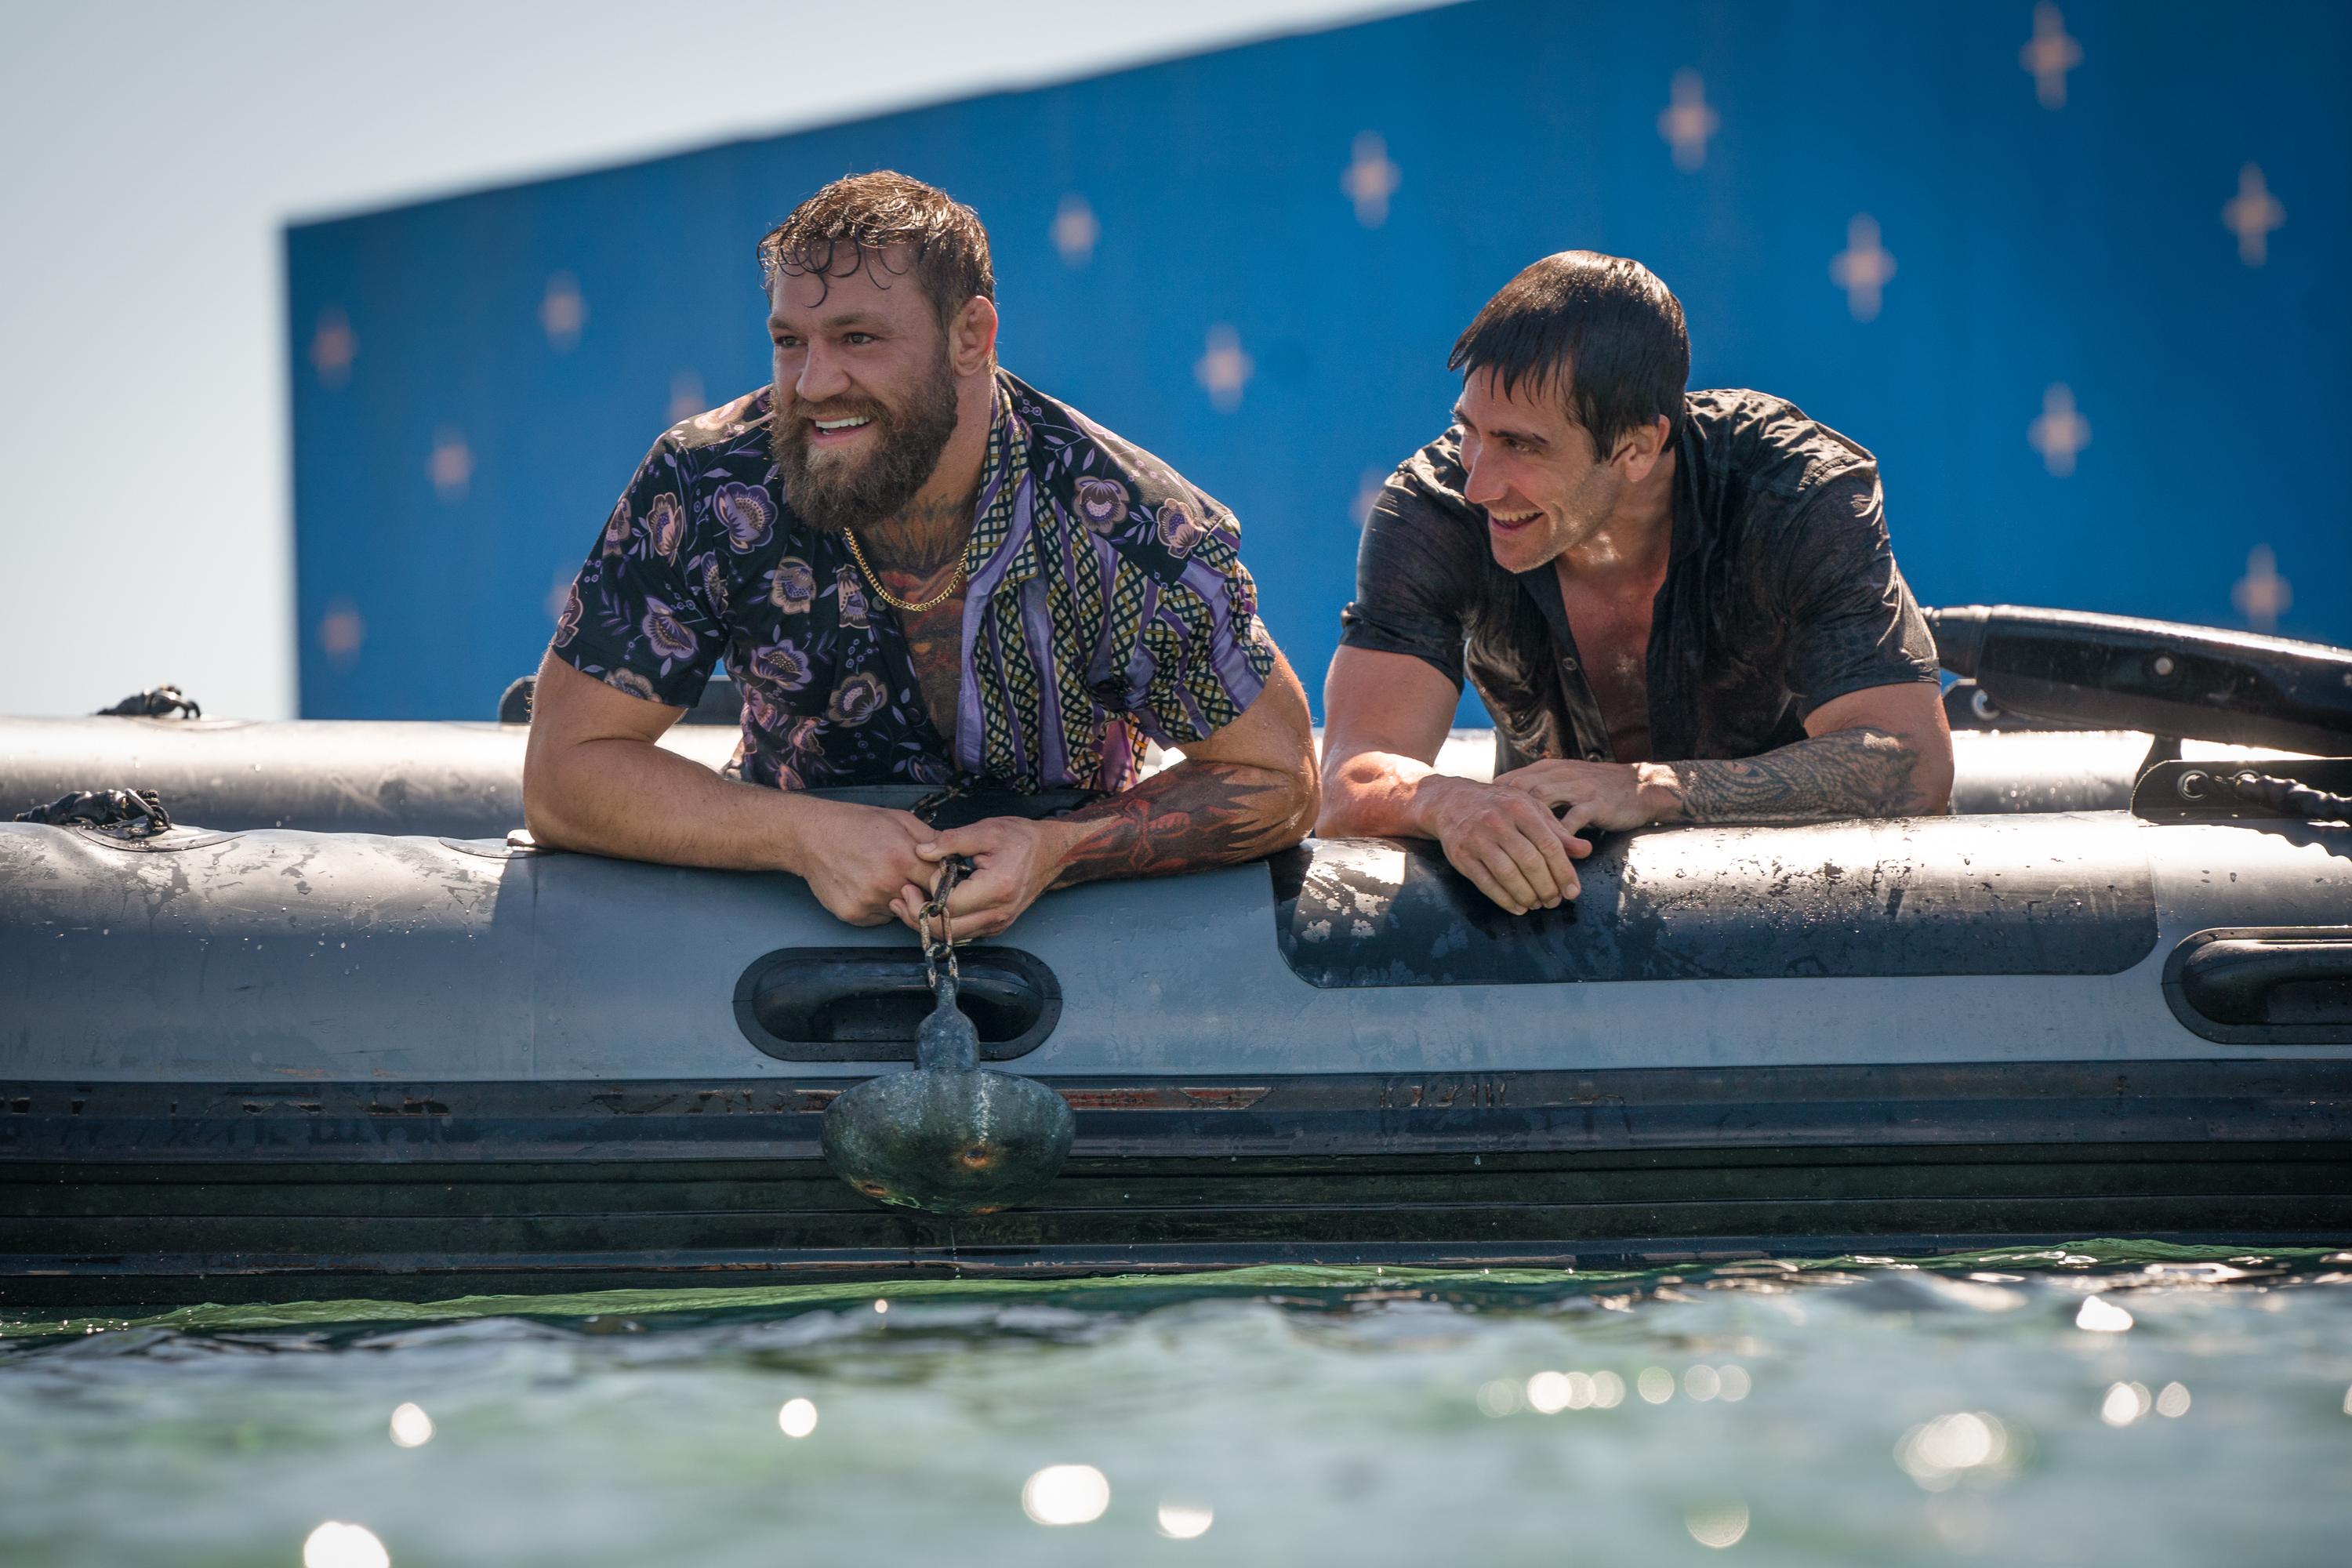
[96,685,200,719]
[13,788,176,839]
[2178,768,2352,825]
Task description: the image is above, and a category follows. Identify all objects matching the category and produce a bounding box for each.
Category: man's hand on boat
[893,660,1323,939]
[521,651,1320,935]
[1321,651,1953,913]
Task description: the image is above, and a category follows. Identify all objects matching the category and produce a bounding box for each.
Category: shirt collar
[967,370,1044,593]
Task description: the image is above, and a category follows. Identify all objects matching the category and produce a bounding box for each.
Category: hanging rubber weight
[820,975,1076,1214]
[819,858,1074,1214]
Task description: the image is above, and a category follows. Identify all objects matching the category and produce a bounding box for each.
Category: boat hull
[4,804,2348,1308]
[5,1059,2347,1308]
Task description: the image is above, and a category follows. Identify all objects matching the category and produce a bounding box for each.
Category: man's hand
[1492,757,1669,837]
[788,797,939,927]
[1421,775,1595,914]
[901,815,1074,939]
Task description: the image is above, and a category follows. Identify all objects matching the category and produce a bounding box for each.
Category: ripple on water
[2,1243,2350,1567]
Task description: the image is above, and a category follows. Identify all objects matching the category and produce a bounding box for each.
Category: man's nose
[793,343,851,405]
[1461,452,1508,508]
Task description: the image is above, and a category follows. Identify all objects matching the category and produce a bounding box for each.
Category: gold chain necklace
[842,528,965,613]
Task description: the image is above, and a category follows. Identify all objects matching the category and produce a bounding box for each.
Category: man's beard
[770,344,961,539]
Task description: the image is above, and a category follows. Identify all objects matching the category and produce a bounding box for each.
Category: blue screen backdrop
[287,0,2350,720]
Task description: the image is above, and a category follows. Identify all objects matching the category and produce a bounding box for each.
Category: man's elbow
[521,748,593,851]
[1313,750,1394,839]
[1907,737,1956,816]
[1262,751,1322,851]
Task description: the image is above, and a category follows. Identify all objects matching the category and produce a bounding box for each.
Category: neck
[1556,448,1676,588]
[858,372,993,575]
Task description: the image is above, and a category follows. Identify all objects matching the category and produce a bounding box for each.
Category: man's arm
[1319,644,1592,914]
[1494,680,1955,829]
[521,652,935,926]
[906,652,1321,939]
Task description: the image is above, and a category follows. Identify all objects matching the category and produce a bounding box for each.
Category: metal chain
[2223,769,2352,825]
[917,853,978,989]
[842,528,966,613]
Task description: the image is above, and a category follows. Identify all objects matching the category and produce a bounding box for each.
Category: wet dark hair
[1449,252,1690,457]
[758,171,995,329]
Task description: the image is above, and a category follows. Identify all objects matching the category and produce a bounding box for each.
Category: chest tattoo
[887,583,967,748]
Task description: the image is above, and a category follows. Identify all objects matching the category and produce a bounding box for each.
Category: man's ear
[950,296,1000,376]
[1613,415,1673,482]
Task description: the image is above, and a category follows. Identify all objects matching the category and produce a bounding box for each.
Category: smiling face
[1453,368,1635,575]
[766,249,967,534]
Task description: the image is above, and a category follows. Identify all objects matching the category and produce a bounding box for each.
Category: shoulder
[1003,371,1246,578]
[1680,388,1878,506]
[1383,427,1480,526]
[618,388,791,562]
[651,386,775,470]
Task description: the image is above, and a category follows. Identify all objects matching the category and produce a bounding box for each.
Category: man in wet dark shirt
[1319,251,1952,913]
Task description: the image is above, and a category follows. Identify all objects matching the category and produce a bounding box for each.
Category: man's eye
[773,336,800,350]
[844,332,875,346]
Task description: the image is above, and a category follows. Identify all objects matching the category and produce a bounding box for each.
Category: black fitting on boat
[95,685,200,720]
[1925,604,2352,753]
[13,788,175,838]
[1923,607,1986,679]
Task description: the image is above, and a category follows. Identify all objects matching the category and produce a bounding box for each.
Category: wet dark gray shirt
[1340,389,1939,771]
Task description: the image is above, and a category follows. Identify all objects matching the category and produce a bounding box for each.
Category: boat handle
[731,946,1062,1062]
[2176,938,2352,1026]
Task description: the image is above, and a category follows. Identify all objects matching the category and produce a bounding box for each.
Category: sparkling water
[5,1242,2349,1566]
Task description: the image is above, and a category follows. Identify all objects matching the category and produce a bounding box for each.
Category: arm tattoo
[1659,727,1927,823]
[1050,760,1309,887]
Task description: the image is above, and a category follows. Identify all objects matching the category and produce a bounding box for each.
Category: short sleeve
[550,437,728,707]
[1125,518,1279,747]
[1337,443,1484,689]
[1778,473,1940,714]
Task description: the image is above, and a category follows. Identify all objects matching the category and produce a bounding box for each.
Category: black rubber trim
[5,1059,2347,1164]
[2164,927,2352,1044]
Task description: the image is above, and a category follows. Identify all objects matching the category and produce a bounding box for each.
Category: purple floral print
[1074,475,1129,532]
[826,670,886,725]
[641,597,698,663]
[712,482,775,553]
[768,557,815,614]
[1155,497,1206,555]
[604,669,659,702]
[644,492,685,560]
[553,373,1273,794]
[834,565,869,630]
[554,581,583,648]
[749,639,811,691]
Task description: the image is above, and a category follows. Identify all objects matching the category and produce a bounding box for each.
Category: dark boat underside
[8,1060,2347,1310]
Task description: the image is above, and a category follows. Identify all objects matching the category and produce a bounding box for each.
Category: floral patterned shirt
[554,370,1276,793]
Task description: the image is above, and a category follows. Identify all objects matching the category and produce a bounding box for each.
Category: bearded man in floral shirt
[524,172,1318,937]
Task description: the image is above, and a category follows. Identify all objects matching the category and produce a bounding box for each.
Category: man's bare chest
[1556,579,1657,762]
[893,591,967,749]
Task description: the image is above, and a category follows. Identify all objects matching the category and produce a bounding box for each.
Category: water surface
[5,1242,2350,1566]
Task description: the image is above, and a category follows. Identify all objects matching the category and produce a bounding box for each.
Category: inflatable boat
[2,607,2348,1310]
[13,608,2308,834]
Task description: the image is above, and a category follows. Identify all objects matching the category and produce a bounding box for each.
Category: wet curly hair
[758,171,995,330]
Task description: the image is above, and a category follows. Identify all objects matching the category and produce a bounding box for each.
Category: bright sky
[0,0,1427,719]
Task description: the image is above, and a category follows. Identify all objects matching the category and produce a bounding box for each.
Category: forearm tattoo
[1659,727,1926,823]
[1051,760,1310,887]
